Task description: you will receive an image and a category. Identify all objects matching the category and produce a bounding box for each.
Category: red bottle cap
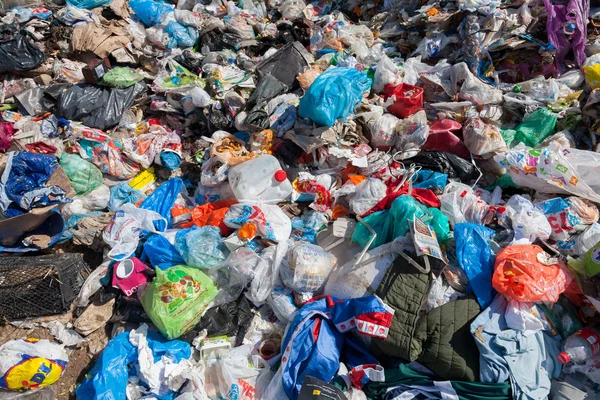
[558,352,571,364]
[274,170,287,182]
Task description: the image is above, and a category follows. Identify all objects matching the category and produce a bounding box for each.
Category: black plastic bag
[0,32,45,73]
[190,295,253,346]
[403,151,480,181]
[246,74,287,110]
[255,41,311,88]
[244,106,270,129]
[56,82,146,131]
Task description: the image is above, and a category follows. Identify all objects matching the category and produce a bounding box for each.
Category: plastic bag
[501,195,551,243]
[394,110,429,159]
[108,183,145,211]
[439,182,492,227]
[205,345,261,400]
[383,83,424,118]
[66,0,111,8]
[142,231,185,270]
[373,55,401,93]
[59,152,103,196]
[75,129,140,179]
[141,265,218,339]
[165,21,199,48]
[128,0,174,26]
[0,339,68,392]
[569,197,599,225]
[513,108,557,147]
[101,67,144,88]
[495,143,600,203]
[280,242,332,296]
[454,223,496,309]
[0,33,44,73]
[462,117,507,158]
[349,178,388,216]
[369,112,400,149]
[298,67,371,127]
[224,203,292,242]
[139,178,183,228]
[492,244,571,303]
[103,203,167,261]
[76,325,193,399]
[123,124,182,169]
[403,151,479,181]
[175,226,229,270]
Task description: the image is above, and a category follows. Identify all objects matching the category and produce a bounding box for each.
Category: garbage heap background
[3,0,600,398]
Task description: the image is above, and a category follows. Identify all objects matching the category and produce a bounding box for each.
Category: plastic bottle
[228,154,293,202]
[558,327,600,364]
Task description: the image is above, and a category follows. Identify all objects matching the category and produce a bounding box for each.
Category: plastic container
[558,327,600,364]
[228,155,293,202]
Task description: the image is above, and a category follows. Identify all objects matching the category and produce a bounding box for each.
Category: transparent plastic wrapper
[141,265,217,339]
[492,244,572,303]
[0,339,68,392]
[452,63,503,105]
[394,110,429,159]
[298,67,371,127]
[268,286,297,323]
[278,0,306,19]
[59,152,103,196]
[368,112,400,149]
[175,226,229,270]
[439,182,492,227]
[103,203,167,261]
[280,242,333,296]
[501,195,551,243]
[495,143,600,203]
[349,178,388,217]
[462,117,507,158]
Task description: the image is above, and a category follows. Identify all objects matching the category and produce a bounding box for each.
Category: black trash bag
[244,106,270,130]
[275,139,304,168]
[255,41,311,88]
[0,32,45,73]
[403,151,480,181]
[208,106,231,131]
[184,295,253,346]
[56,82,146,131]
[246,74,287,110]
[199,29,225,52]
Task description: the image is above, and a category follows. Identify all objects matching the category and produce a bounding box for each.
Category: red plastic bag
[383,83,424,118]
[492,245,572,303]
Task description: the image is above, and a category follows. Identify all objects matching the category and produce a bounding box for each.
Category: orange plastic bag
[492,244,572,303]
[172,200,236,236]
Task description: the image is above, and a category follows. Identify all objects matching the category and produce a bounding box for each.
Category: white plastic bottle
[558,327,600,364]
[228,154,293,202]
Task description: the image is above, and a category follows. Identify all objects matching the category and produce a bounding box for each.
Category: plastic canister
[228,154,293,202]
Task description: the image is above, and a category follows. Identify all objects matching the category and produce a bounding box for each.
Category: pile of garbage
[3,0,600,398]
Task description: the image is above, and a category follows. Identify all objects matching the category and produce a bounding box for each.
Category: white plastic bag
[462,117,507,158]
[205,345,261,400]
[439,182,492,227]
[394,110,429,159]
[372,54,400,93]
[103,203,167,260]
[62,184,110,220]
[502,195,551,244]
[349,178,388,216]
[368,113,400,149]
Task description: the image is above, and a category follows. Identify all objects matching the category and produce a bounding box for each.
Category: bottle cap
[274,170,287,182]
[558,352,570,364]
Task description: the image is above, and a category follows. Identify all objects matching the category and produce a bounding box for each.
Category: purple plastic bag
[542,0,589,69]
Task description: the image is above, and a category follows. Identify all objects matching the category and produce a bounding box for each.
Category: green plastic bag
[59,152,103,195]
[352,195,450,250]
[141,265,218,339]
[513,108,557,147]
[102,67,144,88]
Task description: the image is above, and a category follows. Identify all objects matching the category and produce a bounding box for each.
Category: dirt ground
[0,321,107,399]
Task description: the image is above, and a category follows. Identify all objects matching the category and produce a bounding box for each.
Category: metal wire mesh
[0,254,89,320]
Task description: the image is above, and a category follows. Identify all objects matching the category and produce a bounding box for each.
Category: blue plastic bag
[108,183,146,211]
[298,67,371,127]
[128,0,174,26]
[142,233,185,270]
[164,21,199,48]
[66,0,112,9]
[175,226,229,269]
[140,178,183,228]
[454,223,496,309]
[413,170,448,190]
[76,327,191,400]
[159,151,181,170]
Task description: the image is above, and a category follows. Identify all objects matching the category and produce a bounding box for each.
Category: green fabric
[372,256,431,361]
[363,364,511,400]
[514,108,557,147]
[413,298,481,381]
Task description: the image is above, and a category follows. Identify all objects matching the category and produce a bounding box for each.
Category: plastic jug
[558,327,600,364]
[228,154,292,202]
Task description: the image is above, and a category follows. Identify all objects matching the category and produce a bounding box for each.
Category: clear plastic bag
[175,226,229,270]
[462,116,507,158]
[349,178,388,217]
[280,242,333,296]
